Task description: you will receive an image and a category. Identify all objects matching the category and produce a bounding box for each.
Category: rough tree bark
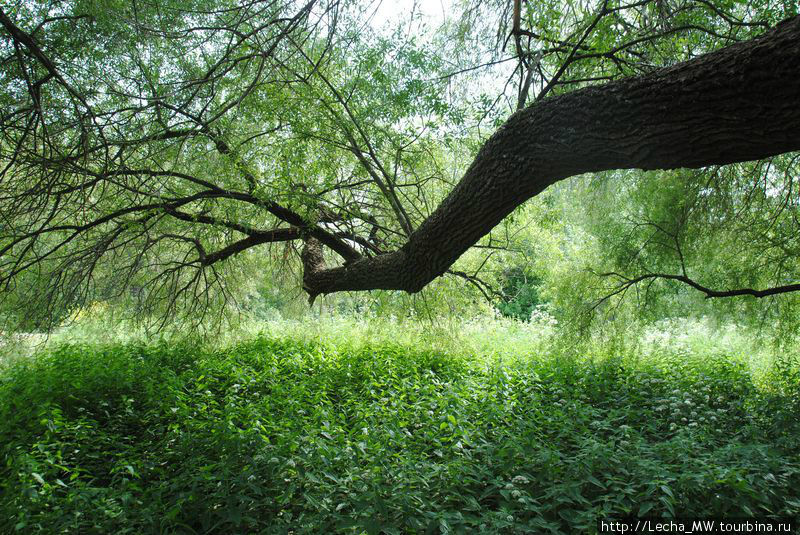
[303,15,800,301]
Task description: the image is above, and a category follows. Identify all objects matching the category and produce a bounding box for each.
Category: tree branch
[598,271,800,300]
[302,16,800,300]
[202,227,301,266]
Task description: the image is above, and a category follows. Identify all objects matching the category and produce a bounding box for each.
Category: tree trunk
[303,15,800,300]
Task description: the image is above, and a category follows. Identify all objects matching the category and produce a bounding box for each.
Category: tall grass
[1,315,798,533]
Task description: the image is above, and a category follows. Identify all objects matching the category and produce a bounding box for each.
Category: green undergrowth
[1,336,799,534]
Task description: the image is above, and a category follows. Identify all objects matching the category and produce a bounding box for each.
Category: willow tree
[0,0,798,326]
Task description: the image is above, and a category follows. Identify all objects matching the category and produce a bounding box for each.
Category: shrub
[1,333,798,533]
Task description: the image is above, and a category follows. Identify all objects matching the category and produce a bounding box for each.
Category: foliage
[2,1,799,530]
[1,0,799,331]
[521,156,800,338]
[1,326,798,533]
[496,267,543,321]
[0,0,466,327]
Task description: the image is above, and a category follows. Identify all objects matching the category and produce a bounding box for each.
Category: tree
[0,0,798,326]
[300,13,800,299]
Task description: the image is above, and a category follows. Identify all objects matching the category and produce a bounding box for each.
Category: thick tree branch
[303,15,800,300]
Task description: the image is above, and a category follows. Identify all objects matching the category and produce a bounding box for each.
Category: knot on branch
[301,237,326,305]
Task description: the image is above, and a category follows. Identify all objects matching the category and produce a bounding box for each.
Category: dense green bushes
[1,337,798,534]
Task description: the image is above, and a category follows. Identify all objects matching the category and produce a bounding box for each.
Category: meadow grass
[0,316,798,533]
